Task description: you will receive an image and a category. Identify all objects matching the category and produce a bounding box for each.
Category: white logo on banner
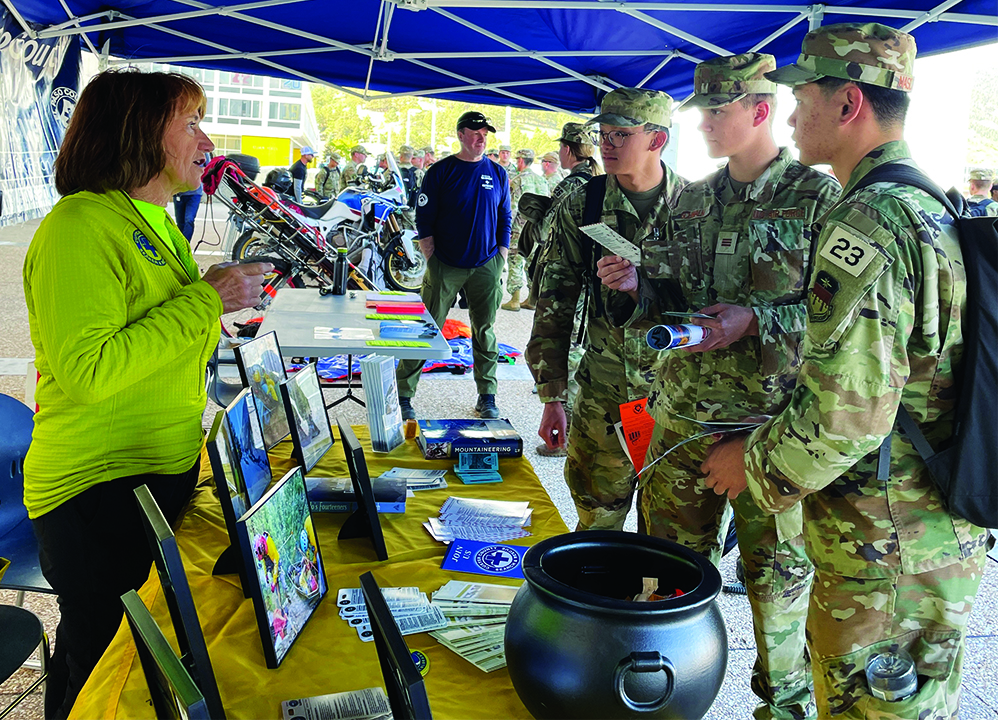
[49,86,77,128]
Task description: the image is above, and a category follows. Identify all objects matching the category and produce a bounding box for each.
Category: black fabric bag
[857,163,998,528]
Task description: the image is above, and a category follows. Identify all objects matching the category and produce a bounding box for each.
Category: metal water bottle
[332,247,348,295]
[865,649,917,702]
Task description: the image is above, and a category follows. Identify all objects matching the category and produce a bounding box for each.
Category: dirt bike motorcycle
[215,152,425,293]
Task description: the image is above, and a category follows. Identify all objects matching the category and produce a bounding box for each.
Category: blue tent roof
[9,0,997,113]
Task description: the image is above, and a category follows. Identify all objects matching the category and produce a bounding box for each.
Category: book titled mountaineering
[416,419,523,460]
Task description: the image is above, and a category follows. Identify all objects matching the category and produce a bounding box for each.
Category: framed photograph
[236,466,327,668]
[336,420,388,561]
[280,363,334,474]
[206,390,272,585]
[121,590,212,720]
[359,572,432,720]
[133,485,226,720]
[234,331,290,449]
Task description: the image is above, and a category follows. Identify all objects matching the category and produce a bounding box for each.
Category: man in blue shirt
[396,111,512,419]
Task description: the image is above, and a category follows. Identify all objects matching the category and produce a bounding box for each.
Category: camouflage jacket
[967,194,998,217]
[743,141,988,578]
[638,147,841,428]
[339,161,361,191]
[544,173,561,194]
[316,166,341,198]
[510,170,550,249]
[526,164,686,403]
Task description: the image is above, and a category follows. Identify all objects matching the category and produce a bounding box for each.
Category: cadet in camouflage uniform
[702,24,990,719]
[540,151,561,193]
[615,54,840,720]
[528,123,603,457]
[498,144,515,178]
[966,167,998,216]
[502,149,548,312]
[339,145,368,191]
[526,88,686,530]
[315,153,341,199]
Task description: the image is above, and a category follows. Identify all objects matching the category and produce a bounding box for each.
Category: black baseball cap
[456,111,497,133]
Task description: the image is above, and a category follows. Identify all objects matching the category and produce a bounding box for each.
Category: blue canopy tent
[3,0,996,114]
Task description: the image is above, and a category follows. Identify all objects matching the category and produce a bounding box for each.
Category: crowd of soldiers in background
[311,141,571,200]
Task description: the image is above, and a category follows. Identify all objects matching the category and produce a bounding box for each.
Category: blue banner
[0,9,81,227]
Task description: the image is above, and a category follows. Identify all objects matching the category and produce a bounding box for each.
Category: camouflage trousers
[565,374,639,531]
[641,423,816,720]
[505,247,529,296]
[807,552,986,719]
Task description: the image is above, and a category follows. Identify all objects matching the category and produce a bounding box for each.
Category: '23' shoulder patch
[133,230,166,266]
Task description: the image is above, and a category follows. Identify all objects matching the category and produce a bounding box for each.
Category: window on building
[210,134,242,156]
[218,98,261,119]
[269,78,302,91]
[268,102,301,122]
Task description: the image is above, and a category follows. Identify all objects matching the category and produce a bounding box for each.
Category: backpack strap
[852,162,956,481]
[579,175,609,327]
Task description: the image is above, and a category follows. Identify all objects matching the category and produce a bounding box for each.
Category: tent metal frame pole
[391,49,703,58]
[376,75,585,99]
[0,0,35,37]
[750,10,810,51]
[617,9,732,56]
[106,12,368,99]
[169,0,376,58]
[636,51,676,88]
[406,57,585,117]
[56,0,100,56]
[363,0,388,97]
[35,0,309,39]
[901,0,965,32]
[430,6,614,92]
[404,0,996,25]
[123,45,349,65]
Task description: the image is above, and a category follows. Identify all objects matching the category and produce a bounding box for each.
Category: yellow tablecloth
[70,425,569,719]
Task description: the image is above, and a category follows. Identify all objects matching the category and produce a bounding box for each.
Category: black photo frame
[280,363,335,474]
[133,485,226,720]
[359,572,433,720]
[121,589,212,720]
[236,466,327,668]
[337,420,389,561]
[233,330,290,449]
[205,390,272,586]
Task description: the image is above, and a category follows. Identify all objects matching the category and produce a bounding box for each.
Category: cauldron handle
[613,651,676,713]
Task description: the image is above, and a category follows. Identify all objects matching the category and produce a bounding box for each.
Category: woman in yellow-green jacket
[22,69,272,719]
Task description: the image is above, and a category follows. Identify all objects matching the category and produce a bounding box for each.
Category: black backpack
[855,163,998,528]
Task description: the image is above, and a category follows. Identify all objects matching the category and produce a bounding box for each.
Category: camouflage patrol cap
[499,144,512,152]
[685,53,778,108]
[969,167,994,182]
[541,152,559,164]
[587,87,673,128]
[398,144,414,155]
[766,22,916,92]
[556,122,596,145]
[413,149,425,158]
[330,152,342,162]
[421,146,435,155]
[486,148,499,157]
[350,145,368,155]
[516,149,536,160]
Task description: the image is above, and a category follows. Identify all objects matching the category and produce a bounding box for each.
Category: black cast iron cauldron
[504,531,727,720]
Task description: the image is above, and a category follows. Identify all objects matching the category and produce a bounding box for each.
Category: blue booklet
[441,538,526,579]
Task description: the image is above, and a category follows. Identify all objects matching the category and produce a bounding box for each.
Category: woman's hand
[203,261,274,313]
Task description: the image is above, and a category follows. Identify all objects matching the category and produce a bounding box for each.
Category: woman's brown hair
[55,69,206,196]
[561,140,604,177]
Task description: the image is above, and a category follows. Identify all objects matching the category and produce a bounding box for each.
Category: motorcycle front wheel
[382,245,427,292]
[232,230,281,262]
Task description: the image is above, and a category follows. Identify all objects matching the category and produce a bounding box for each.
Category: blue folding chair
[0,394,52,599]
